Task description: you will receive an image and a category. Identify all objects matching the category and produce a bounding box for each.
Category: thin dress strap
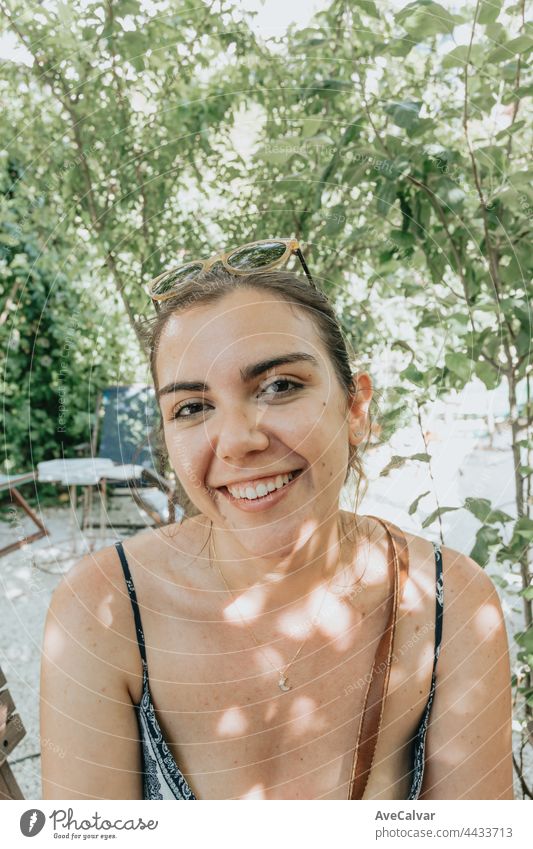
[348,515,410,799]
[115,541,149,677]
[406,542,444,799]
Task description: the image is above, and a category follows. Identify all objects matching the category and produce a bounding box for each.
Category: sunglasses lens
[226,241,287,270]
[151,263,204,297]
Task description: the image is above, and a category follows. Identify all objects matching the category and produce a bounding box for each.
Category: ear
[347,373,373,445]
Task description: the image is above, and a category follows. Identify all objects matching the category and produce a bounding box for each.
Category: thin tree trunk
[507,370,532,719]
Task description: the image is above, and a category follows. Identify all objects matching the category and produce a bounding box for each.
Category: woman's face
[155,287,372,557]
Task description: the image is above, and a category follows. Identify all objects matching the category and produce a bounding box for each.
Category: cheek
[311,397,349,444]
[164,428,204,483]
[288,399,348,465]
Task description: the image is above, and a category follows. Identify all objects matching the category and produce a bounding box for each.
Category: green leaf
[317,78,353,92]
[515,627,533,654]
[516,83,533,98]
[389,230,416,249]
[478,0,503,25]
[391,339,415,357]
[463,497,513,525]
[505,34,533,55]
[490,573,508,589]
[395,1,458,38]
[520,587,533,600]
[379,452,431,477]
[358,0,380,18]
[442,44,484,68]
[408,490,431,515]
[324,205,346,236]
[384,100,422,131]
[376,180,397,216]
[445,352,473,383]
[475,360,500,390]
[255,144,297,166]
[400,363,425,385]
[9,253,29,270]
[0,233,19,247]
[301,117,324,138]
[422,506,458,529]
[379,455,409,477]
[513,517,533,541]
[495,119,525,140]
[470,525,501,566]
[387,34,416,56]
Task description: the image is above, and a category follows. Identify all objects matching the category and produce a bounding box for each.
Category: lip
[217,468,304,512]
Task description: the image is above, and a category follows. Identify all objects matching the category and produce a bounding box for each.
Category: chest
[125,578,435,800]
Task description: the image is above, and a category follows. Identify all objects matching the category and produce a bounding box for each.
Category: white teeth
[227,470,297,500]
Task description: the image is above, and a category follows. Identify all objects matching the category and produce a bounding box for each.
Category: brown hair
[140,267,371,520]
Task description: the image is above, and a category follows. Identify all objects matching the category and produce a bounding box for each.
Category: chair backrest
[97,385,160,469]
[0,664,26,799]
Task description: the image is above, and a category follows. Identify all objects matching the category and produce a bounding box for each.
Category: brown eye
[259,378,303,398]
[171,401,209,419]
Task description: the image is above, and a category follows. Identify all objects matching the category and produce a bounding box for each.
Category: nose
[214,406,270,461]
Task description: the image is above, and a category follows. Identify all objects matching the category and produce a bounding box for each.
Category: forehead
[155,288,329,385]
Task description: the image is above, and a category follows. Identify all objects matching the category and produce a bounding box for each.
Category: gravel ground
[0,490,153,800]
[1,423,531,799]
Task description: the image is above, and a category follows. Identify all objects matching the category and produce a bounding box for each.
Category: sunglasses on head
[147,238,317,304]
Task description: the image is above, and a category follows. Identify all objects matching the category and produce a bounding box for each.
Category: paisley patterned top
[114,539,443,800]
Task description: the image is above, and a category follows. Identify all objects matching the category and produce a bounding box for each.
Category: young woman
[40,240,513,800]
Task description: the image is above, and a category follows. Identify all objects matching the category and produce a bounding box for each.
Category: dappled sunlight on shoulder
[473,598,505,639]
[95,592,115,629]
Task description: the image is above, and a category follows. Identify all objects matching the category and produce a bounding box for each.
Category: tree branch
[357,80,472,310]
[506,0,526,157]
[0,0,146,351]
[463,0,515,346]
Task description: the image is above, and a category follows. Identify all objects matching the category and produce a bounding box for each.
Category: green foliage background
[0,0,531,792]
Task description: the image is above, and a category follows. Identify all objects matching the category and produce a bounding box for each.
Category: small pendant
[278,674,291,692]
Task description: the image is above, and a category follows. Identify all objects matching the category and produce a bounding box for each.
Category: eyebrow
[157,352,320,399]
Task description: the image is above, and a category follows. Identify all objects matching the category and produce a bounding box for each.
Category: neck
[209,510,357,613]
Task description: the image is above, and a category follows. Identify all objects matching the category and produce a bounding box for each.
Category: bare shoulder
[51,514,208,612]
[41,528,175,800]
[416,543,512,798]
[439,542,502,610]
[370,516,499,606]
[48,528,149,628]
[435,542,509,676]
[41,518,208,744]
[44,534,147,690]
[351,513,438,599]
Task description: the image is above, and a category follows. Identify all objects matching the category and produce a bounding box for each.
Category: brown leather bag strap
[349,515,410,799]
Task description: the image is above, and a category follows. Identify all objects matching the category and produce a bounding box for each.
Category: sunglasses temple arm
[295,248,316,289]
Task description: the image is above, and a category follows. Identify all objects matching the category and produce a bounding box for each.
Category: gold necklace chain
[209,517,343,693]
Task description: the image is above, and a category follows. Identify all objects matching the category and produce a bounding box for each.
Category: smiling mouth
[217,468,304,502]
